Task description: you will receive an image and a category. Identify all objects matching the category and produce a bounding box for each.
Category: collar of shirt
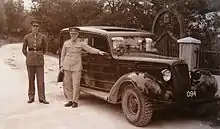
[70,38,81,45]
[71,38,78,42]
[66,39,79,46]
[32,32,39,38]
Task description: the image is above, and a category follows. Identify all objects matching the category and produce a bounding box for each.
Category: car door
[88,35,119,91]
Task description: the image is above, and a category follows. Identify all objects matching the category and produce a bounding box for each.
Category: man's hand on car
[98,51,108,55]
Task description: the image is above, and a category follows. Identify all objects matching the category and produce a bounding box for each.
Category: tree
[95,0,154,30]
[4,0,28,36]
[28,0,220,49]
[30,0,80,36]
[73,0,104,25]
[0,0,6,35]
[29,0,155,32]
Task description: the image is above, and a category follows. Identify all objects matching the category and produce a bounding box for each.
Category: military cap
[69,27,80,33]
[31,19,41,26]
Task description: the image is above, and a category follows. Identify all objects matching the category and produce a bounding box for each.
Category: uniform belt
[28,48,43,51]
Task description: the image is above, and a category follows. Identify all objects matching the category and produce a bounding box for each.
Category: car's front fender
[108,72,162,104]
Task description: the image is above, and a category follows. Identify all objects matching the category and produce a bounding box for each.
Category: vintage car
[57,26,219,127]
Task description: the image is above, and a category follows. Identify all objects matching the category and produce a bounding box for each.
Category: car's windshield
[111,36,158,55]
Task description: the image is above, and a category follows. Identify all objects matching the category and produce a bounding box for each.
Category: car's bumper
[151,95,220,110]
[184,96,220,105]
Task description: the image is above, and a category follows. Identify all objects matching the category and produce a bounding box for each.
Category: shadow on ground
[78,93,220,128]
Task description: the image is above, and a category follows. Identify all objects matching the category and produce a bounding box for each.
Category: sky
[23,0,32,9]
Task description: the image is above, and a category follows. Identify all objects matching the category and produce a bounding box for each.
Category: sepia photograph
[0,0,220,129]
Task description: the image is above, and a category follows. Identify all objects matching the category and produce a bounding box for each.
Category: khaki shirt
[22,32,47,66]
[61,39,100,71]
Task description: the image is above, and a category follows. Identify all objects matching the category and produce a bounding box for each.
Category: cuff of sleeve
[23,51,27,56]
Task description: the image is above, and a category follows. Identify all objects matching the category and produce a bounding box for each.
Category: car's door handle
[107,56,112,60]
[127,67,132,70]
[91,57,95,60]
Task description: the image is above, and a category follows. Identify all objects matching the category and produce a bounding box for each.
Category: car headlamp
[161,69,172,81]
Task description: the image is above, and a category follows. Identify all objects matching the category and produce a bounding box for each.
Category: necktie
[34,34,37,46]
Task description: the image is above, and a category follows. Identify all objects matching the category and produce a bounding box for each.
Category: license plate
[186,90,197,98]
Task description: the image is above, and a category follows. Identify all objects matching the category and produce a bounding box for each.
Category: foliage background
[0,0,219,72]
[1,0,220,49]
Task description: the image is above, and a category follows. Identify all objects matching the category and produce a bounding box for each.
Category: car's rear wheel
[121,85,153,127]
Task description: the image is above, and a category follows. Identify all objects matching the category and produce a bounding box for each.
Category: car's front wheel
[121,85,153,127]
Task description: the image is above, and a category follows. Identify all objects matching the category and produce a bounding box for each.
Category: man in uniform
[22,19,49,104]
[60,27,106,108]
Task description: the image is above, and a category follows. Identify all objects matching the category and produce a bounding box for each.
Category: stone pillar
[177,37,201,71]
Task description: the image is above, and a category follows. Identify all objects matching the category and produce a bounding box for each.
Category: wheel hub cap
[128,95,138,115]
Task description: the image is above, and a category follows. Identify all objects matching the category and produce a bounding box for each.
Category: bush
[7,36,23,43]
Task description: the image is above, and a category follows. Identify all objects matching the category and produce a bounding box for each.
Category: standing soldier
[60,27,106,108]
[22,19,49,104]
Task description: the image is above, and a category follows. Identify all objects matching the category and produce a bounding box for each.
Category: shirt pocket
[67,45,81,53]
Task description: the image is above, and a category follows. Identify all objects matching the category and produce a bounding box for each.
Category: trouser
[63,70,82,103]
[27,66,46,101]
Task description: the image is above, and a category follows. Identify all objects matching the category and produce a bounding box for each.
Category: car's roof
[60,26,154,36]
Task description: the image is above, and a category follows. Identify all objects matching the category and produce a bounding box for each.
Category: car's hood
[113,53,185,65]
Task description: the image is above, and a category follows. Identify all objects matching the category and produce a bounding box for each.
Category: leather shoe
[27,99,34,103]
[39,100,49,104]
[64,101,73,107]
[72,102,78,108]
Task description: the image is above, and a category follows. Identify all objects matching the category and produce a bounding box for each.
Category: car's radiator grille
[172,64,191,101]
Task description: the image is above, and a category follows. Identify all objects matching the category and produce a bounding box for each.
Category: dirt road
[0,43,218,129]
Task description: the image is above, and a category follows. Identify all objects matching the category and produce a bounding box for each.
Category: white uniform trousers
[63,70,82,102]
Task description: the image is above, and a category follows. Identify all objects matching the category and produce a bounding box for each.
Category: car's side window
[78,33,90,45]
[91,36,109,53]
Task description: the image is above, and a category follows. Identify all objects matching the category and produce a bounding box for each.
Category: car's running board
[80,87,109,101]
